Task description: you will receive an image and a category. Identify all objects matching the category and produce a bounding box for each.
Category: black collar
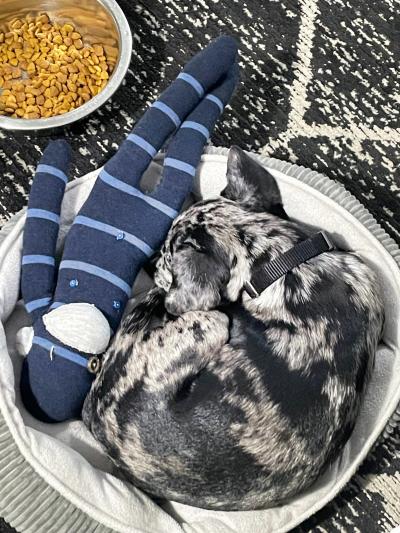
[244,231,335,298]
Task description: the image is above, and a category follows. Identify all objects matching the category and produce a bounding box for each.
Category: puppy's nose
[164,300,181,317]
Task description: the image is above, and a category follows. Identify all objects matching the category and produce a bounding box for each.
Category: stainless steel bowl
[0,0,132,131]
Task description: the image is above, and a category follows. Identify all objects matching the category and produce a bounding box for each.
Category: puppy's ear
[221,146,288,218]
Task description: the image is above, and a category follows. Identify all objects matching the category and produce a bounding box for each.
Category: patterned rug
[0,0,399,531]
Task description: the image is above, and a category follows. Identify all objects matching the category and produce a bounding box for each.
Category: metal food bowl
[0,0,132,131]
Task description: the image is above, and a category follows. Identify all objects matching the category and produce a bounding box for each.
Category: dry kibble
[53,34,63,45]
[56,72,67,83]
[37,58,49,69]
[0,11,114,119]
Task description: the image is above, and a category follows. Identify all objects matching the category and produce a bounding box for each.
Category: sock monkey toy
[18,36,239,423]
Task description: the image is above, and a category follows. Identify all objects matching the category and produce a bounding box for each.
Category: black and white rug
[0,1,399,532]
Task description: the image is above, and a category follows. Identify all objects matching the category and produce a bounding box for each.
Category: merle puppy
[83,146,384,511]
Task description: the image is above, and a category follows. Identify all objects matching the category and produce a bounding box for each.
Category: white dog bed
[0,147,399,533]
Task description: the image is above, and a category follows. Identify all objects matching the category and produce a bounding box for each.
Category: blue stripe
[181,121,210,140]
[25,297,52,313]
[99,170,178,219]
[60,260,132,297]
[22,255,55,266]
[33,336,88,368]
[177,73,204,97]
[27,209,60,224]
[151,101,181,127]
[50,301,64,309]
[205,94,224,113]
[74,216,154,257]
[164,158,196,177]
[126,134,157,158]
[36,164,68,185]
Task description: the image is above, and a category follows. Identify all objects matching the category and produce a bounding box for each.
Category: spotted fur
[83,146,384,511]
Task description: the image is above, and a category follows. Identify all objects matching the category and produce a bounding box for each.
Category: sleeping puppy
[82,146,384,511]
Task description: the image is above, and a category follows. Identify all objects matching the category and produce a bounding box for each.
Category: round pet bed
[0,147,399,533]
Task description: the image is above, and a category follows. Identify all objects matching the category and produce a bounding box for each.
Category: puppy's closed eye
[179,239,204,253]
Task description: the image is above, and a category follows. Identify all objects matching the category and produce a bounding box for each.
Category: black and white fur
[83,146,384,511]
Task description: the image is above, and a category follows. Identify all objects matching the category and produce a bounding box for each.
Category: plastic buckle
[319,231,335,251]
[244,280,259,299]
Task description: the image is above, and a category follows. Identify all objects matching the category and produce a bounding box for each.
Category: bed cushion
[0,147,399,533]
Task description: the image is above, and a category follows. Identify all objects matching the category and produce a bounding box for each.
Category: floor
[0,0,399,531]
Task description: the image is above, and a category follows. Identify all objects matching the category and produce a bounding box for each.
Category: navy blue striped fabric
[33,336,89,368]
[153,65,238,209]
[25,297,52,314]
[20,36,239,422]
[36,164,68,184]
[20,319,95,422]
[74,215,154,256]
[181,121,210,139]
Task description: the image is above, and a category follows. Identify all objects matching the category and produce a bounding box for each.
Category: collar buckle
[244,280,259,299]
[319,231,334,251]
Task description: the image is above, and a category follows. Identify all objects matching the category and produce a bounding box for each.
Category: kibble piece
[92,44,104,56]
[25,104,39,113]
[56,72,68,84]
[6,94,17,104]
[67,80,76,92]
[52,33,63,45]
[63,24,74,33]
[37,14,49,24]
[37,58,49,69]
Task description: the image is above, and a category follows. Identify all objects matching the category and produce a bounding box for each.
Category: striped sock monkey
[18,36,239,423]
